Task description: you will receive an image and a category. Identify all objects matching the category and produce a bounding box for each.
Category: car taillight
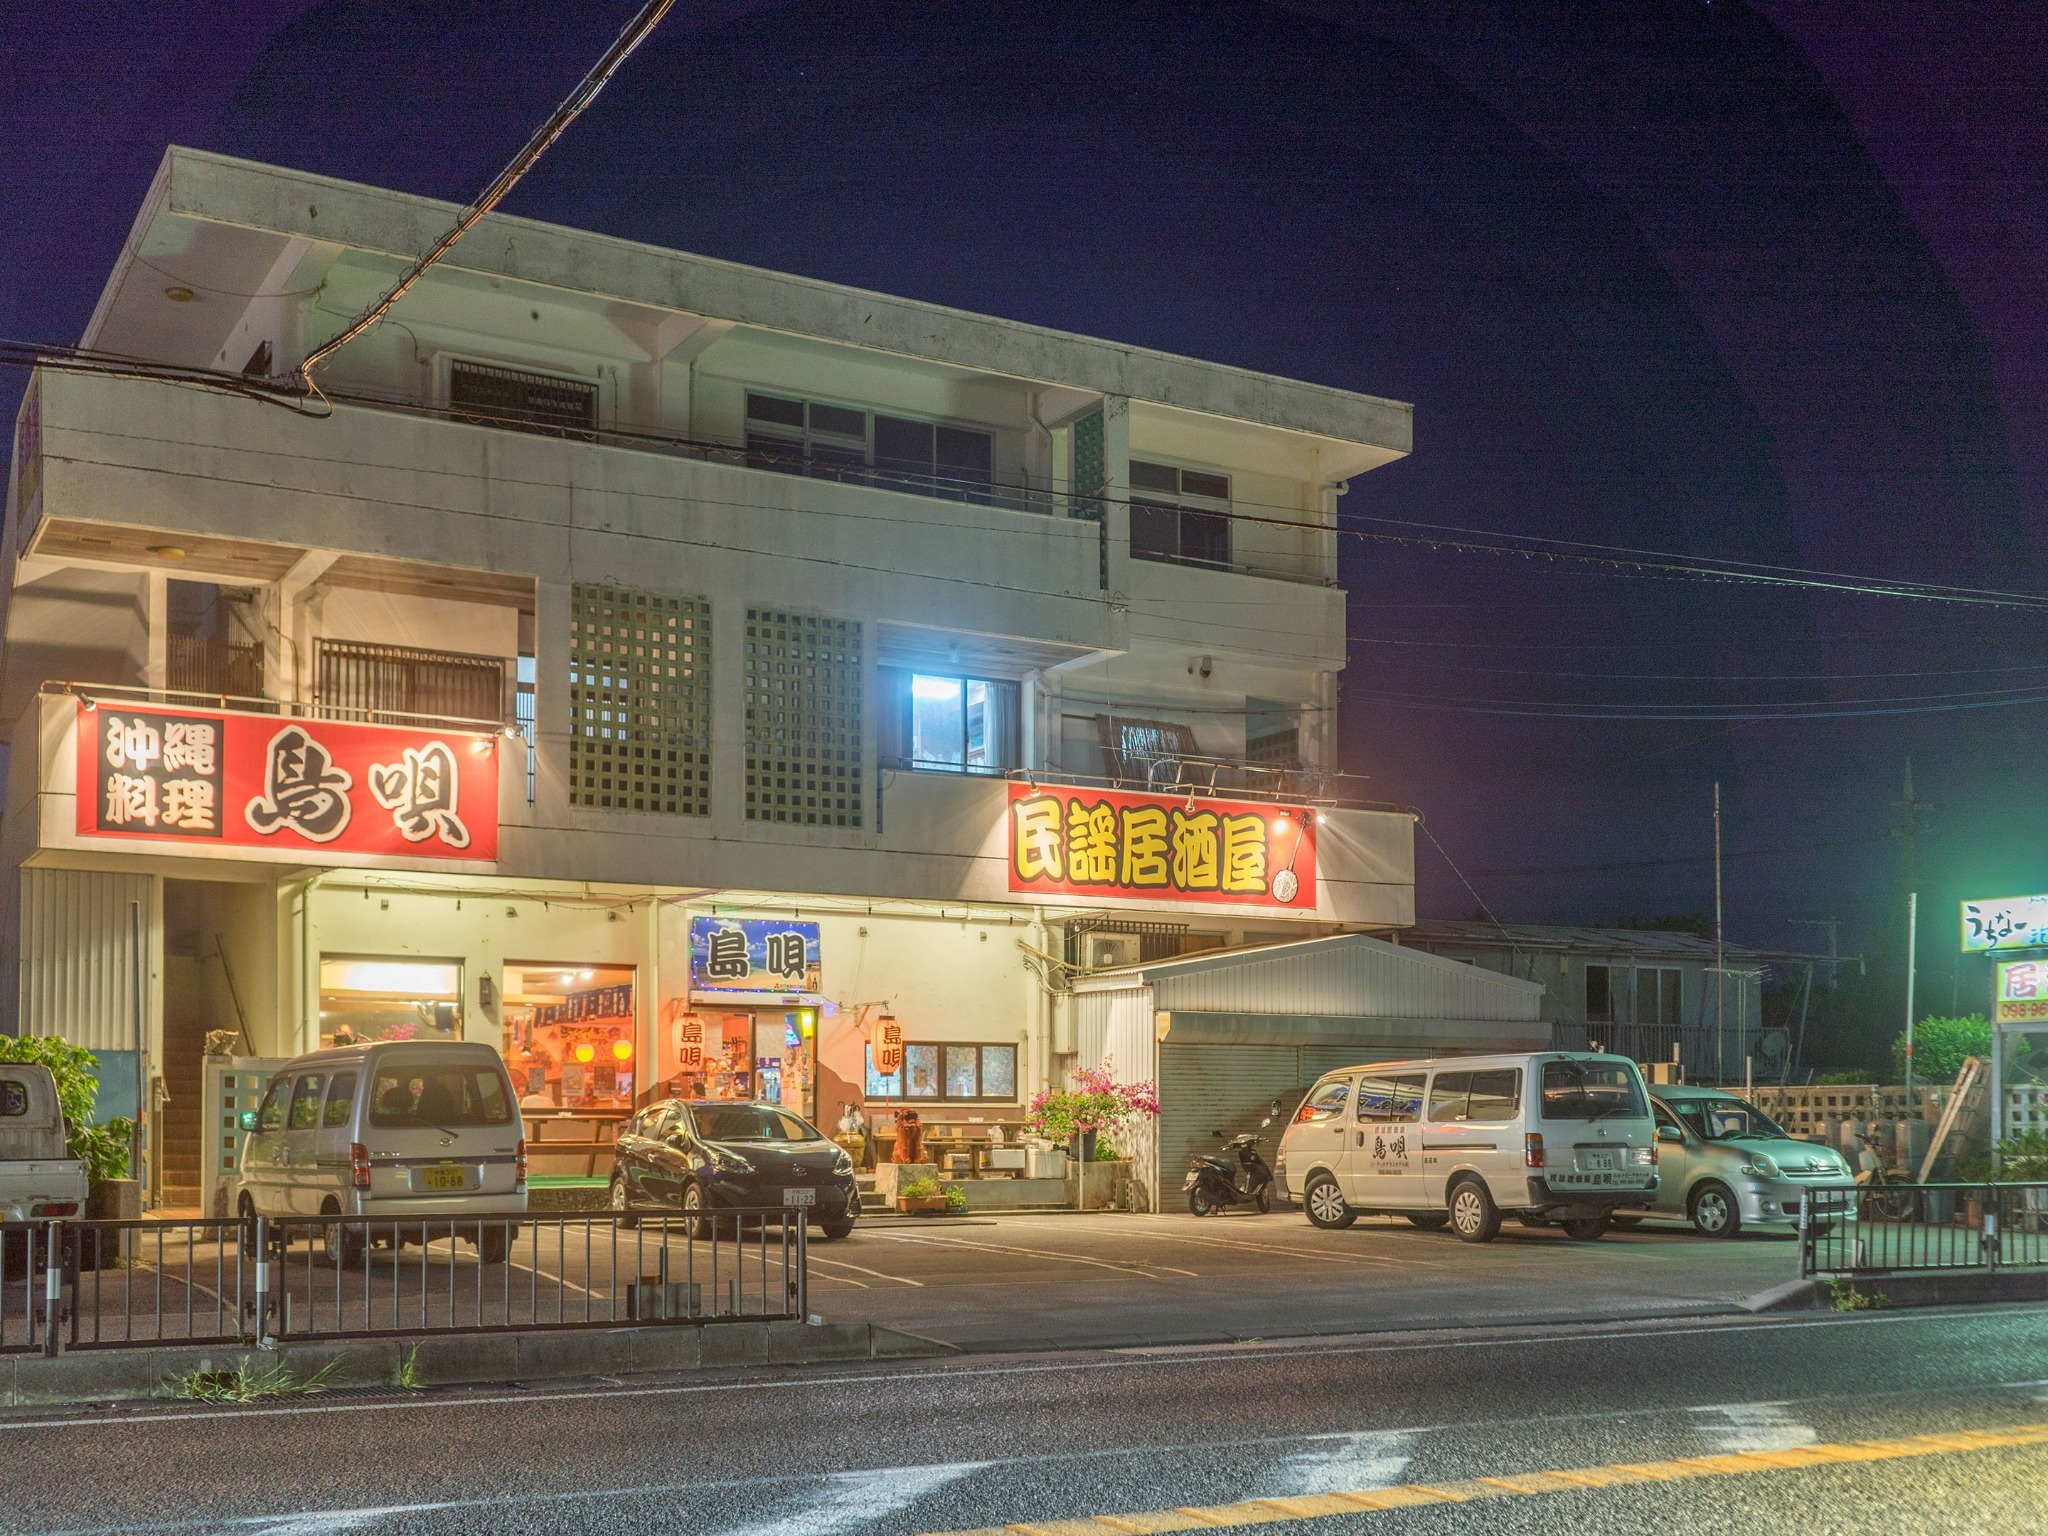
[1647,1142,1659,1166]
[515,1138,527,1187]
[1525,1133,1544,1169]
[31,1201,79,1218]
[349,1142,371,1190]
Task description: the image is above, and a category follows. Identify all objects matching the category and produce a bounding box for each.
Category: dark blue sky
[3,1,2043,979]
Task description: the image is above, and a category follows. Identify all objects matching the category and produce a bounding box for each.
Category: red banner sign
[1006,784,1316,908]
[74,702,499,862]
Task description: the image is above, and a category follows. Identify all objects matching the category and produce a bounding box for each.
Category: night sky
[4,2,2044,1003]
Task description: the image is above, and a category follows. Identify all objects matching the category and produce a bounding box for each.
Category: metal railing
[1800,1184,2048,1277]
[167,634,265,697]
[1,1211,807,1355]
[315,638,510,728]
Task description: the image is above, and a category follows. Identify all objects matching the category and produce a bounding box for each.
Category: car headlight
[832,1148,854,1176]
[1742,1153,1780,1179]
[708,1146,754,1174]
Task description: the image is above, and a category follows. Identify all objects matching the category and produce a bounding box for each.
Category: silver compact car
[1641,1085,1854,1237]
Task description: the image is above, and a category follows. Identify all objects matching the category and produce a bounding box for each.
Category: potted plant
[897,1175,951,1215]
[1025,1061,1158,1164]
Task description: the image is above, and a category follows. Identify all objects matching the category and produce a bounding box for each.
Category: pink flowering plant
[1026,1061,1160,1141]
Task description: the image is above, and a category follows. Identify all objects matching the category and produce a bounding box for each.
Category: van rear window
[1541,1060,1646,1121]
[0,1079,26,1117]
[369,1064,512,1128]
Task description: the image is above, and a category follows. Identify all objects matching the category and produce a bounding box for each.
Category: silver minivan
[1275,1051,1659,1242]
[237,1041,526,1264]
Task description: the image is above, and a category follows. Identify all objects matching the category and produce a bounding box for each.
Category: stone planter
[1070,1159,1134,1212]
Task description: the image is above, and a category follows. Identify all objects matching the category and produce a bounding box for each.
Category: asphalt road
[3,1304,2046,1534]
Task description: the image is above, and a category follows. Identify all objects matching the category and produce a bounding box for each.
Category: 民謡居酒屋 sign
[74,703,499,862]
[1006,784,1317,908]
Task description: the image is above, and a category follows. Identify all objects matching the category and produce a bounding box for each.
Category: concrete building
[1,148,1422,1208]
[1398,921,1779,1083]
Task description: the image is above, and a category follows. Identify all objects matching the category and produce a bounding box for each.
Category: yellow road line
[919,1422,2048,1536]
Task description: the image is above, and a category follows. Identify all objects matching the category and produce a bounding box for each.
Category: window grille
[568,585,711,816]
[315,639,506,725]
[744,608,864,829]
[449,360,597,436]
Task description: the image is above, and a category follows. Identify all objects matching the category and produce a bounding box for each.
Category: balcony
[166,634,264,699]
[315,639,510,728]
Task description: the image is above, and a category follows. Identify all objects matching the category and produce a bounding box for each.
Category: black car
[608,1100,860,1239]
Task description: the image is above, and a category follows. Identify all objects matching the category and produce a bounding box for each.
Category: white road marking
[1693,1400,1820,1453]
[871,1232,1198,1279]
[1025,1221,1425,1270]
[712,1462,981,1536]
[806,1254,926,1287]
[1271,1428,1422,1494]
[6,1306,2039,1432]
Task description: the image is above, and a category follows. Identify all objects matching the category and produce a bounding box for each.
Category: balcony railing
[166,635,264,698]
[308,382,1341,586]
[316,639,510,727]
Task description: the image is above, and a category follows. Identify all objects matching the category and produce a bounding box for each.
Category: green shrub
[942,1186,967,1211]
[0,1035,132,1184]
[1093,1140,1121,1162]
[899,1176,943,1200]
[1995,1128,2048,1181]
[1892,1015,1992,1086]
[1814,1070,1872,1086]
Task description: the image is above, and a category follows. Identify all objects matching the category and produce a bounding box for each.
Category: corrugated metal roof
[1400,920,1780,963]
[1074,933,1542,1021]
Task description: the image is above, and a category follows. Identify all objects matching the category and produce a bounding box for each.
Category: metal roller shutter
[1157,1044,1315,1206]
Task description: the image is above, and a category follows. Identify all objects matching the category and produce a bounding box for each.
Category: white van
[237,1040,526,1263]
[1274,1051,1658,1242]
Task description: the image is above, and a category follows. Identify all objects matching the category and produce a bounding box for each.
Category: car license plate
[782,1187,816,1207]
[1580,1151,1619,1173]
[422,1166,468,1191]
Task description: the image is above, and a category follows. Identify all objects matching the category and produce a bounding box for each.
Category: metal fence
[1800,1183,2048,1277]
[1,1211,807,1356]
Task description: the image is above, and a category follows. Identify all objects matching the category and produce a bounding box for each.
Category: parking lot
[4,1206,1802,1355]
[810,1208,1800,1350]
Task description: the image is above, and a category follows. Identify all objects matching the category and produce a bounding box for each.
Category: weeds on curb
[166,1357,339,1402]
[396,1344,426,1391]
[1827,1278,1888,1313]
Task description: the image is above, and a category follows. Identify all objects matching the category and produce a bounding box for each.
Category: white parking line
[806,1255,925,1288]
[872,1232,1199,1279]
[1271,1428,1423,1494]
[1022,1220,1429,1269]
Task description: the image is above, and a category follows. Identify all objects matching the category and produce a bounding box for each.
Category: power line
[10,337,2048,615]
[297,0,676,392]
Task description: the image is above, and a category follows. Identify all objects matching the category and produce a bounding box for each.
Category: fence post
[252,1216,271,1345]
[1983,1185,1999,1272]
[1797,1192,1812,1279]
[795,1214,809,1321]
[41,1220,63,1358]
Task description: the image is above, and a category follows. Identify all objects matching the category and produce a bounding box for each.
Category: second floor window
[1130,460,1231,570]
[449,360,598,437]
[879,667,1019,774]
[746,394,995,503]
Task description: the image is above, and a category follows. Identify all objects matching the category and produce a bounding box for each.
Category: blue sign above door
[689,917,822,995]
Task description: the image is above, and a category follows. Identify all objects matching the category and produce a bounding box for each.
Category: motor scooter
[1183,1117,1274,1215]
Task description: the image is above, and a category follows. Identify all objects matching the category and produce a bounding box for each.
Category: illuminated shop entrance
[500,963,638,1112]
[669,1007,818,1121]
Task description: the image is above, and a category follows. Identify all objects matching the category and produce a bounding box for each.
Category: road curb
[0,1321,956,1409]
[1740,1278,1824,1312]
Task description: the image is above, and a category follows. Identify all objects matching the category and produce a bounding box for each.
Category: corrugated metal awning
[1156,1010,1547,1054]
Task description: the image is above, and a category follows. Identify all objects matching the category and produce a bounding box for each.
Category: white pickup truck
[0,1063,89,1222]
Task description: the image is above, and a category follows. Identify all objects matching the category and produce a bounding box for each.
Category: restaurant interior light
[573,1042,596,1064]
[611,1039,632,1061]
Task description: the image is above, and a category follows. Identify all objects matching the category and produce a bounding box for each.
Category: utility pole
[1891,759,1929,896]
[1714,782,1725,1084]
[1788,918,1841,993]
[1904,890,1919,1110]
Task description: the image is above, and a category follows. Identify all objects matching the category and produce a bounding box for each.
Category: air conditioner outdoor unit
[1087,934,1143,970]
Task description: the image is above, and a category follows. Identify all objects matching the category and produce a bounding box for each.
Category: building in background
[0,149,1419,1208]
[1398,921,1785,1082]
